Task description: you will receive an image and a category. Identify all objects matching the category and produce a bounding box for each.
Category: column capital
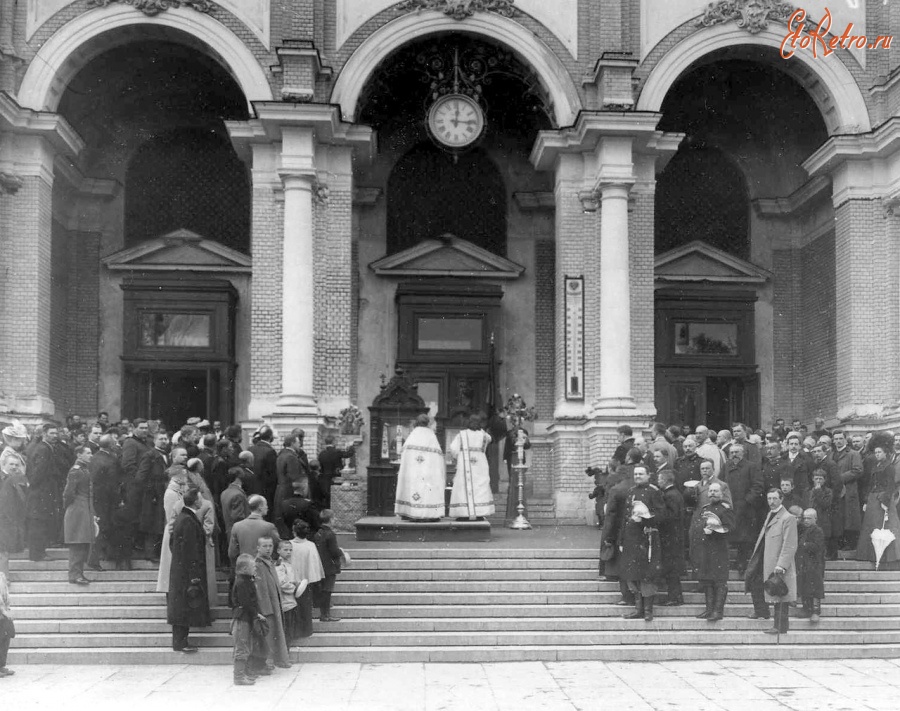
[226,103,376,165]
[530,111,677,172]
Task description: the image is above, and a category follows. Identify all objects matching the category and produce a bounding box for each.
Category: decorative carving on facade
[0,172,23,194]
[86,0,214,16]
[397,0,517,22]
[697,0,794,35]
[371,367,427,409]
[315,185,330,204]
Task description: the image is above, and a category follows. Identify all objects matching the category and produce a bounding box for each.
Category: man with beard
[674,436,703,491]
[619,465,665,622]
[810,441,844,559]
[249,425,278,516]
[26,424,67,561]
[690,481,734,622]
[135,431,169,561]
[831,430,863,551]
[723,443,762,575]
[733,424,760,468]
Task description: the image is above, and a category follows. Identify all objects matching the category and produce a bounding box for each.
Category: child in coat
[231,553,265,686]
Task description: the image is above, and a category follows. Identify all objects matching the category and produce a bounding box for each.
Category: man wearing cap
[619,465,665,622]
[25,424,66,561]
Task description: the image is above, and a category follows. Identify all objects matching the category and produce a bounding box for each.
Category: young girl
[289,520,323,638]
[275,540,308,647]
[0,572,14,676]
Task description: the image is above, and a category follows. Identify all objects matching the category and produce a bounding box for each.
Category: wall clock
[427,93,485,149]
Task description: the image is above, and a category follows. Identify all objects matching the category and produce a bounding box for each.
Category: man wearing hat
[0,422,29,578]
[619,465,665,622]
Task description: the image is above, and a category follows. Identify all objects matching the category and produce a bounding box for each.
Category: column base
[591,396,637,417]
[275,393,318,414]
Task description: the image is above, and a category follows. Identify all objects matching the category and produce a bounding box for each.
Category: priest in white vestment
[394,415,447,520]
[449,415,495,520]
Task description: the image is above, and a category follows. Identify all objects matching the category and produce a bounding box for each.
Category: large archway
[653,54,832,431]
[331,10,581,127]
[17,5,272,112]
[637,24,870,135]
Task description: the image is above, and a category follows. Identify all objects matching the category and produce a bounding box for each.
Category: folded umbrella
[871,515,896,571]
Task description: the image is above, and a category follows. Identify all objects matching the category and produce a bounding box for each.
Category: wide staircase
[8,544,900,664]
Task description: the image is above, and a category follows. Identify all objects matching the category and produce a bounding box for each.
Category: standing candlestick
[509,429,531,530]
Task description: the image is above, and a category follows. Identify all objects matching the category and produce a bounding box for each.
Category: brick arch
[17,5,272,113]
[331,10,581,128]
[636,24,871,135]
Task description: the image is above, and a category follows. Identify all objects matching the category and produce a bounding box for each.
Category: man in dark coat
[619,466,666,622]
[121,419,151,482]
[832,430,863,551]
[274,435,308,524]
[314,508,343,622]
[674,436,703,491]
[88,435,122,571]
[657,470,685,606]
[279,479,321,539]
[315,436,355,510]
[609,425,635,473]
[598,469,635,606]
[221,467,251,543]
[776,433,813,498]
[724,444,763,575]
[690,481,735,622]
[248,425,278,516]
[796,508,826,623]
[135,432,169,561]
[26,424,66,561]
[810,442,844,559]
[63,446,95,585]
[166,487,211,653]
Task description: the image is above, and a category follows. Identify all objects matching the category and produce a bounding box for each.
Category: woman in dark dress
[855,444,900,570]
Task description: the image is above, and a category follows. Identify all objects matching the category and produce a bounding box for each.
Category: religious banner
[564,276,584,400]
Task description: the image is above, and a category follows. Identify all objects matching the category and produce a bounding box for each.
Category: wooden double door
[656,370,759,432]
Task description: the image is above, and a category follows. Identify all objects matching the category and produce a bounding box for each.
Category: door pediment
[369,234,524,279]
[102,228,252,274]
[655,240,771,285]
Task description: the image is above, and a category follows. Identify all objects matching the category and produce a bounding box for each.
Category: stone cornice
[752,175,831,216]
[226,103,376,164]
[0,92,83,160]
[803,118,900,176]
[530,111,665,171]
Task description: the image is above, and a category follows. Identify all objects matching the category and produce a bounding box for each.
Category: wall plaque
[564,276,584,401]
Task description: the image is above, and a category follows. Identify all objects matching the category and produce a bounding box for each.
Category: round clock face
[428,94,485,148]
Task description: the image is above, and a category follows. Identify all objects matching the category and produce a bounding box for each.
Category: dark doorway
[126,368,222,431]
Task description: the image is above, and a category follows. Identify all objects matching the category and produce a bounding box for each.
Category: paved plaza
[4,659,899,711]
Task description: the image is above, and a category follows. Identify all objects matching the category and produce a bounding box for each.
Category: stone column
[596,175,634,411]
[278,129,317,415]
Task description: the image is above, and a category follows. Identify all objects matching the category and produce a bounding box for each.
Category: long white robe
[448,429,494,519]
[394,426,447,519]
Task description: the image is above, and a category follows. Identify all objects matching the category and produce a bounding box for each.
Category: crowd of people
[0,414,356,683]
[590,419,900,634]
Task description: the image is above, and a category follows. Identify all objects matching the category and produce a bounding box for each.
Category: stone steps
[7,544,896,664]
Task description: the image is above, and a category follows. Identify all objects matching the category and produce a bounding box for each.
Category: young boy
[253,537,291,671]
[231,554,264,686]
[780,478,800,512]
[313,509,343,622]
[275,540,308,647]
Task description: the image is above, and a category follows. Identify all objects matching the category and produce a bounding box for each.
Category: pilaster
[0,94,82,419]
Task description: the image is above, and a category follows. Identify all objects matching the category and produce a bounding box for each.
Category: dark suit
[279,495,320,539]
[313,523,342,620]
[659,485,685,603]
[248,441,278,514]
[220,482,250,540]
[228,513,279,563]
[776,452,814,498]
[166,507,211,649]
[89,448,123,566]
[25,440,64,559]
[316,446,352,509]
[274,448,308,521]
[136,448,168,538]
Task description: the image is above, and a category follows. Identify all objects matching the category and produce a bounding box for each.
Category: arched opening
[53,37,250,425]
[655,144,750,259]
[355,32,551,495]
[387,142,506,256]
[654,56,831,432]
